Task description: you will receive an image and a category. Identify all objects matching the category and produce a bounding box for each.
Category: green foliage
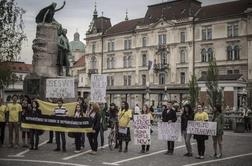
[189,74,199,110]
[0,64,12,89]
[206,58,222,111]
[0,0,26,62]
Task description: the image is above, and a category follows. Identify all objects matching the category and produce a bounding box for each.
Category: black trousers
[0,122,6,144]
[75,133,82,150]
[244,117,251,131]
[141,145,150,151]
[167,141,174,152]
[30,129,39,148]
[49,131,54,142]
[55,132,66,150]
[196,139,205,156]
[87,130,99,151]
[81,133,85,147]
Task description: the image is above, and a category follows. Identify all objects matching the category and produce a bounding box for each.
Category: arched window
[90,56,97,69]
[201,48,207,62]
[234,45,240,60]
[208,48,213,61]
[227,46,233,60]
[159,73,165,85]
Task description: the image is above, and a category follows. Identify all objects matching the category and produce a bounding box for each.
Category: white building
[83,0,252,109]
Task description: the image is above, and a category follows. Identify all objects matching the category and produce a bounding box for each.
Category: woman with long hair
[118,101,132,153]
[194,103,209,159]
[30,100,41,150]
[87,103,101,154]
[212,104,224,158]
[181,104,194,157]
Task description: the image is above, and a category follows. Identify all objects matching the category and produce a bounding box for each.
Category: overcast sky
[15,0,235,64]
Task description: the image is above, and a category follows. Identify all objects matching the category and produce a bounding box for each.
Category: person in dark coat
[30,100,42,150]
[162,101,177,155]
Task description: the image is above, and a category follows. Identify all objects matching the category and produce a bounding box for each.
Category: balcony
[153,63,169,73]
[88,69,98,76]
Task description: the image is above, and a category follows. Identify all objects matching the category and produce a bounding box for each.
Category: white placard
[158,122,182,141]
[133,115,151,145]
[46,78,75,98]
[187,121,217,136]
[90,74,107,103]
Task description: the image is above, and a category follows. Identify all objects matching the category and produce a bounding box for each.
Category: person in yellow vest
[0,97,7,147]
[7,95,22,148]
[118,101,132,153]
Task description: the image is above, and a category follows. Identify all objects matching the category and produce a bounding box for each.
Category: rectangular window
[124,39,132,50]
[128,75,131,86]
[180,72,185,84]
[142,37,147,47]
[124,75,127,86]
[207,27,212,40]
[202,29,206,41]
[227,23,239,37]
[180,31,185,43]
[108,42,111,52]
[142,74,146,86]
[111,76,114,86]
[227,70,233,75]
[92,43,96,53]
[180,49,186,63]
[158,34,166,45]
[202,26,212,40]
[142,54,147,66]
[111,41,114,51]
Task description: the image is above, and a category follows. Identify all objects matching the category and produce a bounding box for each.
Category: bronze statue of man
[36,1,65,23]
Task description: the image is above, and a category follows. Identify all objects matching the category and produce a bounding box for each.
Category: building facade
[84,0,252,109]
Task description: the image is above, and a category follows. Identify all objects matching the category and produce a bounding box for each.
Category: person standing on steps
[53,98,68,152]
[118,101,132,153]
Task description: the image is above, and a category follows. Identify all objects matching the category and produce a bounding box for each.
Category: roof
[198,74,244,81]
[197,0,252,21]
[72,56,85,68]
[70,41,85,52]
[143,0,201,24]
[94,16,112,33]
[0,61,32,73]
[105,18,144,36]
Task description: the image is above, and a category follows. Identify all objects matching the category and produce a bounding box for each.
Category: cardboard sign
[133,115,151,145]
[187,121,217,136]
[46,78,75,98]
[90,74,107,103]
[158,122,182,141]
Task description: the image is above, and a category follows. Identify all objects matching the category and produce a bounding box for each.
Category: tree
[188,74,199,110]
[206,58,222,111]
[0,0,26,62]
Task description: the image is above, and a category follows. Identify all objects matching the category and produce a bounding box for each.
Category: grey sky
[15,0,235,64]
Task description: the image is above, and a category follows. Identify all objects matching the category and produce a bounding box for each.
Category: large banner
[133,115,151,145]
[187,121,217,136]
[46,78,75,98]
[90,74,107,103]
[37,99,77,117]
[21,115,93,133]
[158,122,182,141]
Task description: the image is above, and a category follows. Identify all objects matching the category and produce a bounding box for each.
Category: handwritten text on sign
[133,115,151,145]
[158,122,181,141]
[187,121,217,136]
[90,74,107,103]
[46,79,75,98]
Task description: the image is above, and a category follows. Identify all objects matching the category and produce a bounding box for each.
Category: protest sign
[158,122,181,141]
[133,115,151,145]
[187,121,217,136]
[46,78,75,98]
[90,74,107,103]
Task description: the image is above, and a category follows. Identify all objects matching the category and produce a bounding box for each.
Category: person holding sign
[30,100,42,150]
[53,98,68,152]
[73,103,84,153]
[181,104,194,157]
[162,101,177,155]
[87,103,101,155]
[118,101,132,153]
[212,104,224,158]
[194,103,209,159]
[7,95,23,148]
[140,104,153,153]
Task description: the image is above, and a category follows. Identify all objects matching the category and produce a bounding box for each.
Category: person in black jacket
[30,100,42,150]
[87,103,101,154]
[162,101,177,155]
[181,104,194,157]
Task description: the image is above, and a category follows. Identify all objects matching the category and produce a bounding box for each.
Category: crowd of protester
[0,94,251,160]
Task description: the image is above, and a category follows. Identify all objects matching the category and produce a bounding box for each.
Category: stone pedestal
[32,24,58,77]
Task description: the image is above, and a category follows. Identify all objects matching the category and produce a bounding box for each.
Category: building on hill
[82,0,252,109]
